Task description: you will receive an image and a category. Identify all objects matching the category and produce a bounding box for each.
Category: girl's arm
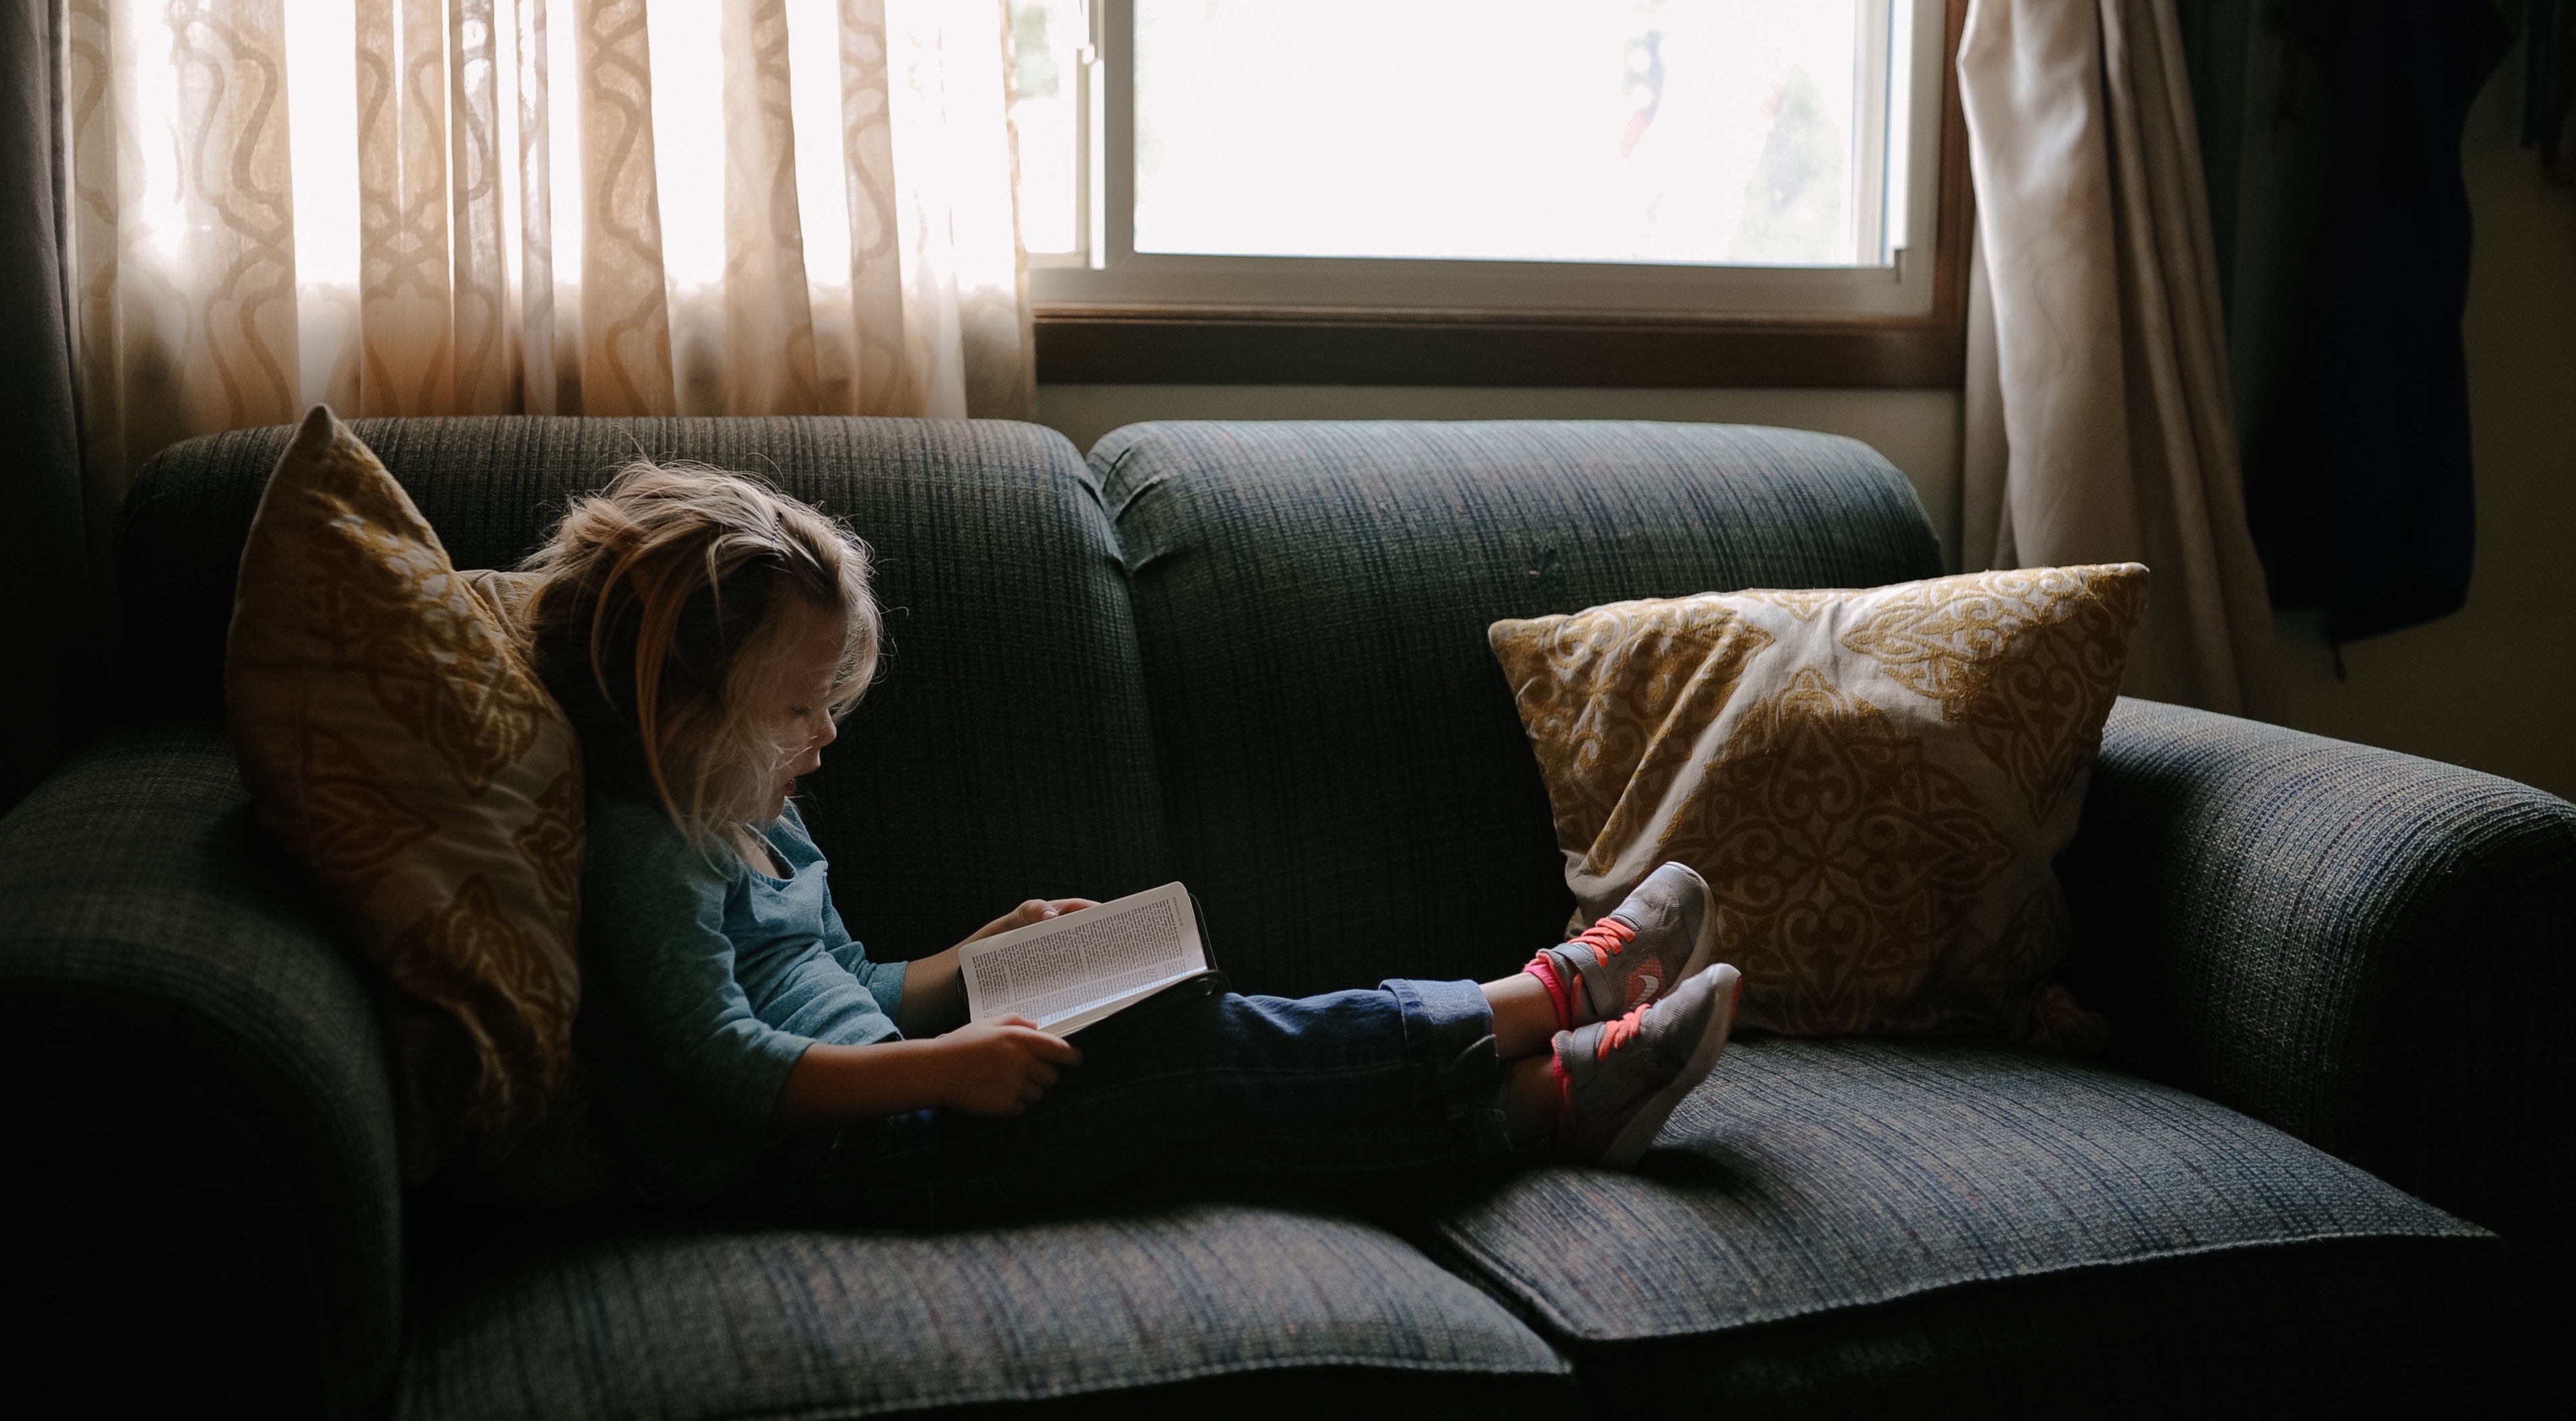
[893,897,1099,1036]
[793,901,1097,1122]
[588,804,896,1131]
[776,1017,1083,1125]
[790,896,1101,1124]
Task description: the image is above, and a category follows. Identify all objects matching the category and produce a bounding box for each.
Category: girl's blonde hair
[520,462,880,859]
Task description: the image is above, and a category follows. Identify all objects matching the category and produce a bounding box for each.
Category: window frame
[1031,0,1973,388]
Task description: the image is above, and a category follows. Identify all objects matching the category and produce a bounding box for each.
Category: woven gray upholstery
[118,416,1173,959]
[1088,420,1944,997]
[395,1199,1572,1421]
[1430,1035,2506,1410]
[1437,1036,2483,1339]
[0,728,404,1420]
[18,415,2550,1418]
[2062,697,2576,1276]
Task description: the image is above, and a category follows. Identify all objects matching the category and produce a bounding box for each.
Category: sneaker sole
[1598,964,1741,1168]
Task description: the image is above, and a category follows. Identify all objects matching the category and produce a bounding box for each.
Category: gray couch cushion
[1090,420,1944,998]
[119,416,1171,960]
[1440,1036,2485,1339]
[1430,1037,2506,1410]
[395,1200,1573,1421]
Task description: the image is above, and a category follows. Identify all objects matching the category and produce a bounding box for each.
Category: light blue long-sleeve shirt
[579,795,906,1201]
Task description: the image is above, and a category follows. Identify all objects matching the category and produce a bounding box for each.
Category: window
[1013,0,1970,387]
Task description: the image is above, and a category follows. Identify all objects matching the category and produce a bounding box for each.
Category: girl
[524,464,1742,1222]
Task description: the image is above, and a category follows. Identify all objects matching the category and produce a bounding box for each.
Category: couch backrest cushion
[1090,420,1944,997]
[123,416,1171,958]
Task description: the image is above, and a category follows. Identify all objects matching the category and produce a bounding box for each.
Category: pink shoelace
[1522,916,1638,1033]
[1551,1003,1649,1136]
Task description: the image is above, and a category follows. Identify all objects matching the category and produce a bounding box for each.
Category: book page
[959,882,1208,1032]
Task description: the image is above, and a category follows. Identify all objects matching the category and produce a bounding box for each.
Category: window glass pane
[1134,0,1878,266]
[1012,0,1086,254]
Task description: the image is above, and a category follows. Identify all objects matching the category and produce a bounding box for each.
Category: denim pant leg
[728,978,1511,1226]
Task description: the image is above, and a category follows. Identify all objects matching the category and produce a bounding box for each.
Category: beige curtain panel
[1955,0,2277,716]
[64,0,1034,499]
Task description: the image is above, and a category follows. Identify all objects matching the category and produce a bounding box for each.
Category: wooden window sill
[1034,305,1968,388]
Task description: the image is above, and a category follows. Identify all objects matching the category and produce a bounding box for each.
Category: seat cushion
[1090,420,1944,998]
[1428,1036,2508,1412]
[120,416,1171,962]
[395,1199,1574,1421]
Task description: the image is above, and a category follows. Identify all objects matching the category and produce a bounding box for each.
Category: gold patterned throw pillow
[228,406,581,1175]
[1489,564,2147,1046]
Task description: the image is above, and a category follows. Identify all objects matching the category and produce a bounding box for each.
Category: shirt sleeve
[583,803,818,1132]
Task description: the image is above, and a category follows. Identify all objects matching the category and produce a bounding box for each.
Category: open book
[958,881,1222,1036]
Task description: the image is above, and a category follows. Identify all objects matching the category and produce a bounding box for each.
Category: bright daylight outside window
[1010,0,1944,318]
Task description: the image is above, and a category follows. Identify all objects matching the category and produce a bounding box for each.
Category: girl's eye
[788,706,812,718]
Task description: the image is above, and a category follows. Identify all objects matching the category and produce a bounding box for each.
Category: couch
[3,416,2565,1419]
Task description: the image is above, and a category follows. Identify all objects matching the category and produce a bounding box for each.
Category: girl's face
[760,601,848,824]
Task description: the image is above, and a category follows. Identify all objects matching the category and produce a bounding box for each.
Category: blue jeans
[727,979,1513,1226]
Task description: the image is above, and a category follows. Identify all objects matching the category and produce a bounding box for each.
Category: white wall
[1037,384,1964,566]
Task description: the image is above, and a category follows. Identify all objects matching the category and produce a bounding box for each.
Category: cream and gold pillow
[1490,564,2146,1047]
[228,406,581,1174]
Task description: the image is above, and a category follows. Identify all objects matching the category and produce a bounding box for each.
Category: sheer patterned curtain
[63,0,1032,493]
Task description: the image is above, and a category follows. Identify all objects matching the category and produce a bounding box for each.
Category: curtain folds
[3,0,101,813]
[68,0,304,487]
[1957,0,2276,715]
[61,0,1031,497]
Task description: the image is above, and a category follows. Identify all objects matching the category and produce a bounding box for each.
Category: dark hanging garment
[2239,0,2512,643]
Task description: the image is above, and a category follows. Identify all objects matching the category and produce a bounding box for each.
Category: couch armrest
[2060,699,2575,1258]
[0,726,404,1420]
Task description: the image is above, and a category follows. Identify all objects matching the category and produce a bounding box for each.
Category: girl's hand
[961,897,1100,945]
[933,1016,1084,1116]
[904,898,1104,1042]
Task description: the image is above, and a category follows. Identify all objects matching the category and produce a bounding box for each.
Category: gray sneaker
[1555,963,1743,1168]
[1535,862,1718,1028]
